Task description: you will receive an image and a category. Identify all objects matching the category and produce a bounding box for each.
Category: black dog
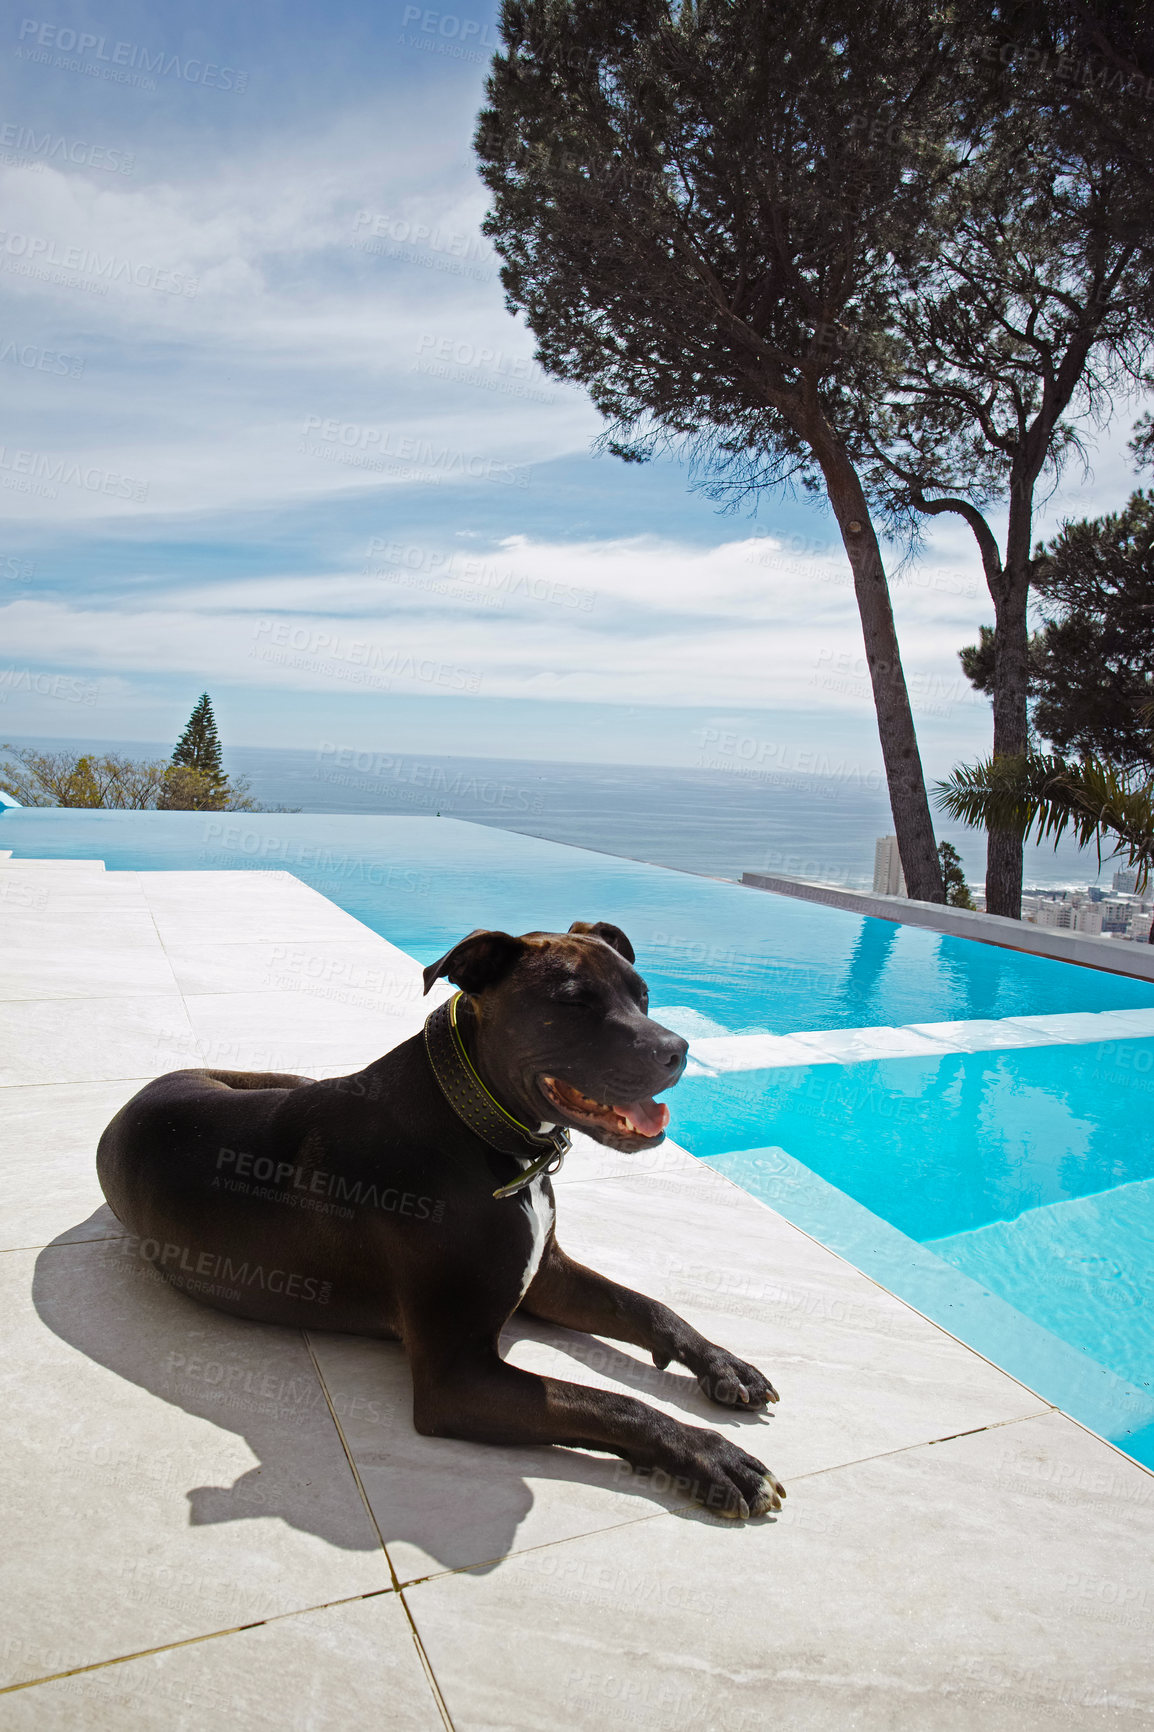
[97,920,784,1519]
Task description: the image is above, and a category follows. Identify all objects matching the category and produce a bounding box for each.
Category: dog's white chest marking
[517,1175,554,1300]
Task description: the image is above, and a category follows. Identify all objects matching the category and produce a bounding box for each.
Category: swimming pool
[5,808,1153,1469]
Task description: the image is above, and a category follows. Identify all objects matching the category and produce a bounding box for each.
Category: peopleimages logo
[0,446,147,501]
[398,6,500,52]
[0,121,134,173]
[214,1145,445,1223]
[124,1234,332,1306]
[15,20,249,92]
[0,668,99,705]
[301,416,527,488]
[0,230,198,297]
[0,337,83,377]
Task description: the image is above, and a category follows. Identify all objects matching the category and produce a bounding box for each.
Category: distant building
[1034,901,1074,929]
[1112,866,1140,894]
[1021,884,1153,941]
[872,835,907,897]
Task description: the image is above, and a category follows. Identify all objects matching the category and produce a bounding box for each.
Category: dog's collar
[423,993,570,1198]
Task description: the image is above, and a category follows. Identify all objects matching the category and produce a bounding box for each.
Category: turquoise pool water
[670,1043,1154,1242]
[5,808,1153,1469]
[6,809,1154,1030]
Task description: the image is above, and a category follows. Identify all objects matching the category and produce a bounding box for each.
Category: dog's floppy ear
[568,920,635,964]
[422,929,525,996]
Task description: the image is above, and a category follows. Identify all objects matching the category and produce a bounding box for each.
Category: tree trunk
[987,469,1035,919]
[986,588,1030,917]
[821,448,944,903]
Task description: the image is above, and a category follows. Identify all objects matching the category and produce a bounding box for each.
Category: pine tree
[172,694,225,788]
[937,841,975,910]
[958,492,1154,774]
[836,0,1154,920]
[473,0,955,904]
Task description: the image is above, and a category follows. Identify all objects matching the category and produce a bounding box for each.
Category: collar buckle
[491,1129,570,1199]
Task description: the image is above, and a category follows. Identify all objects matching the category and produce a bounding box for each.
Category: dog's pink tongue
[619,1098,669,1137]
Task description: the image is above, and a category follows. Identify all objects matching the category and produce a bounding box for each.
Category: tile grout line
[0,1234,129,1256]
[397,1504,678,1592]
[0,1587,398,1697]
[301,1330,456,1732]
[778,1408,1052,1484]
[1,1063,379,1092]
[1,990,187,1004]
[0,1075,160,1091]
[393,1410,1059,1596]
[300,1332,399,1578]
[148,880,205,977]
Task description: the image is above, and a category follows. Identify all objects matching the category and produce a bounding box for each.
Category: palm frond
[934,753,1154,891]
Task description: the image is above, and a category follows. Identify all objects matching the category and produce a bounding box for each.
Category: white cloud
[0,527,996,724]
[0,109,597,521]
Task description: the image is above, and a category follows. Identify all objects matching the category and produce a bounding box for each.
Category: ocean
[2,736,1101,892]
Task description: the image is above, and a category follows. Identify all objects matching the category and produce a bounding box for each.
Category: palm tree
[935,753,1154,936]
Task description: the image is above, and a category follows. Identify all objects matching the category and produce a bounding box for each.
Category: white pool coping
[2,858,1152,1729]
[741,871,1154,982]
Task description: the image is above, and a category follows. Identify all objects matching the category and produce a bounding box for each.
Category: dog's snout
[628,1020,688,1076]
[650,1030,689,1075]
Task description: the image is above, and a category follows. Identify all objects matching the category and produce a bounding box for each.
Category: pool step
[707,1143,1154,1466]
[687,1006,1154,1073]
[928,1176,1154,1397]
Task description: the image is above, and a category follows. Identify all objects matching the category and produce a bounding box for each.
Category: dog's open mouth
[540,1076,670,1141]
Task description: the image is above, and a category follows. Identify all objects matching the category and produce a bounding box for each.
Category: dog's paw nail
[745,1471,787,1516]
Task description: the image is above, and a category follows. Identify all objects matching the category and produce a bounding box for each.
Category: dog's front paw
[694,1346,778,1409]
[665,1432,786,1519]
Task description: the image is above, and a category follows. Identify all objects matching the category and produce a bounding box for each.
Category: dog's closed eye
[550,981,602,1009]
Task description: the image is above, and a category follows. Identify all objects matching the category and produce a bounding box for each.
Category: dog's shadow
[34,1210,771,1577]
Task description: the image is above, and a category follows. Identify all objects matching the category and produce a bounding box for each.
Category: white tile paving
[0,855,1151,1729]
[405,1413,1154,1732]
[0,1596,444,1732]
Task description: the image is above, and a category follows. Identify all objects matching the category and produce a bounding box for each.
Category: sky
[1,0,1151,782]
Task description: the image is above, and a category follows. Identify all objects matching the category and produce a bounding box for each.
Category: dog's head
[422,921,688,1152]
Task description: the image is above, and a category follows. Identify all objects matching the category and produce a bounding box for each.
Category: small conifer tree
[172,694,225,789]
